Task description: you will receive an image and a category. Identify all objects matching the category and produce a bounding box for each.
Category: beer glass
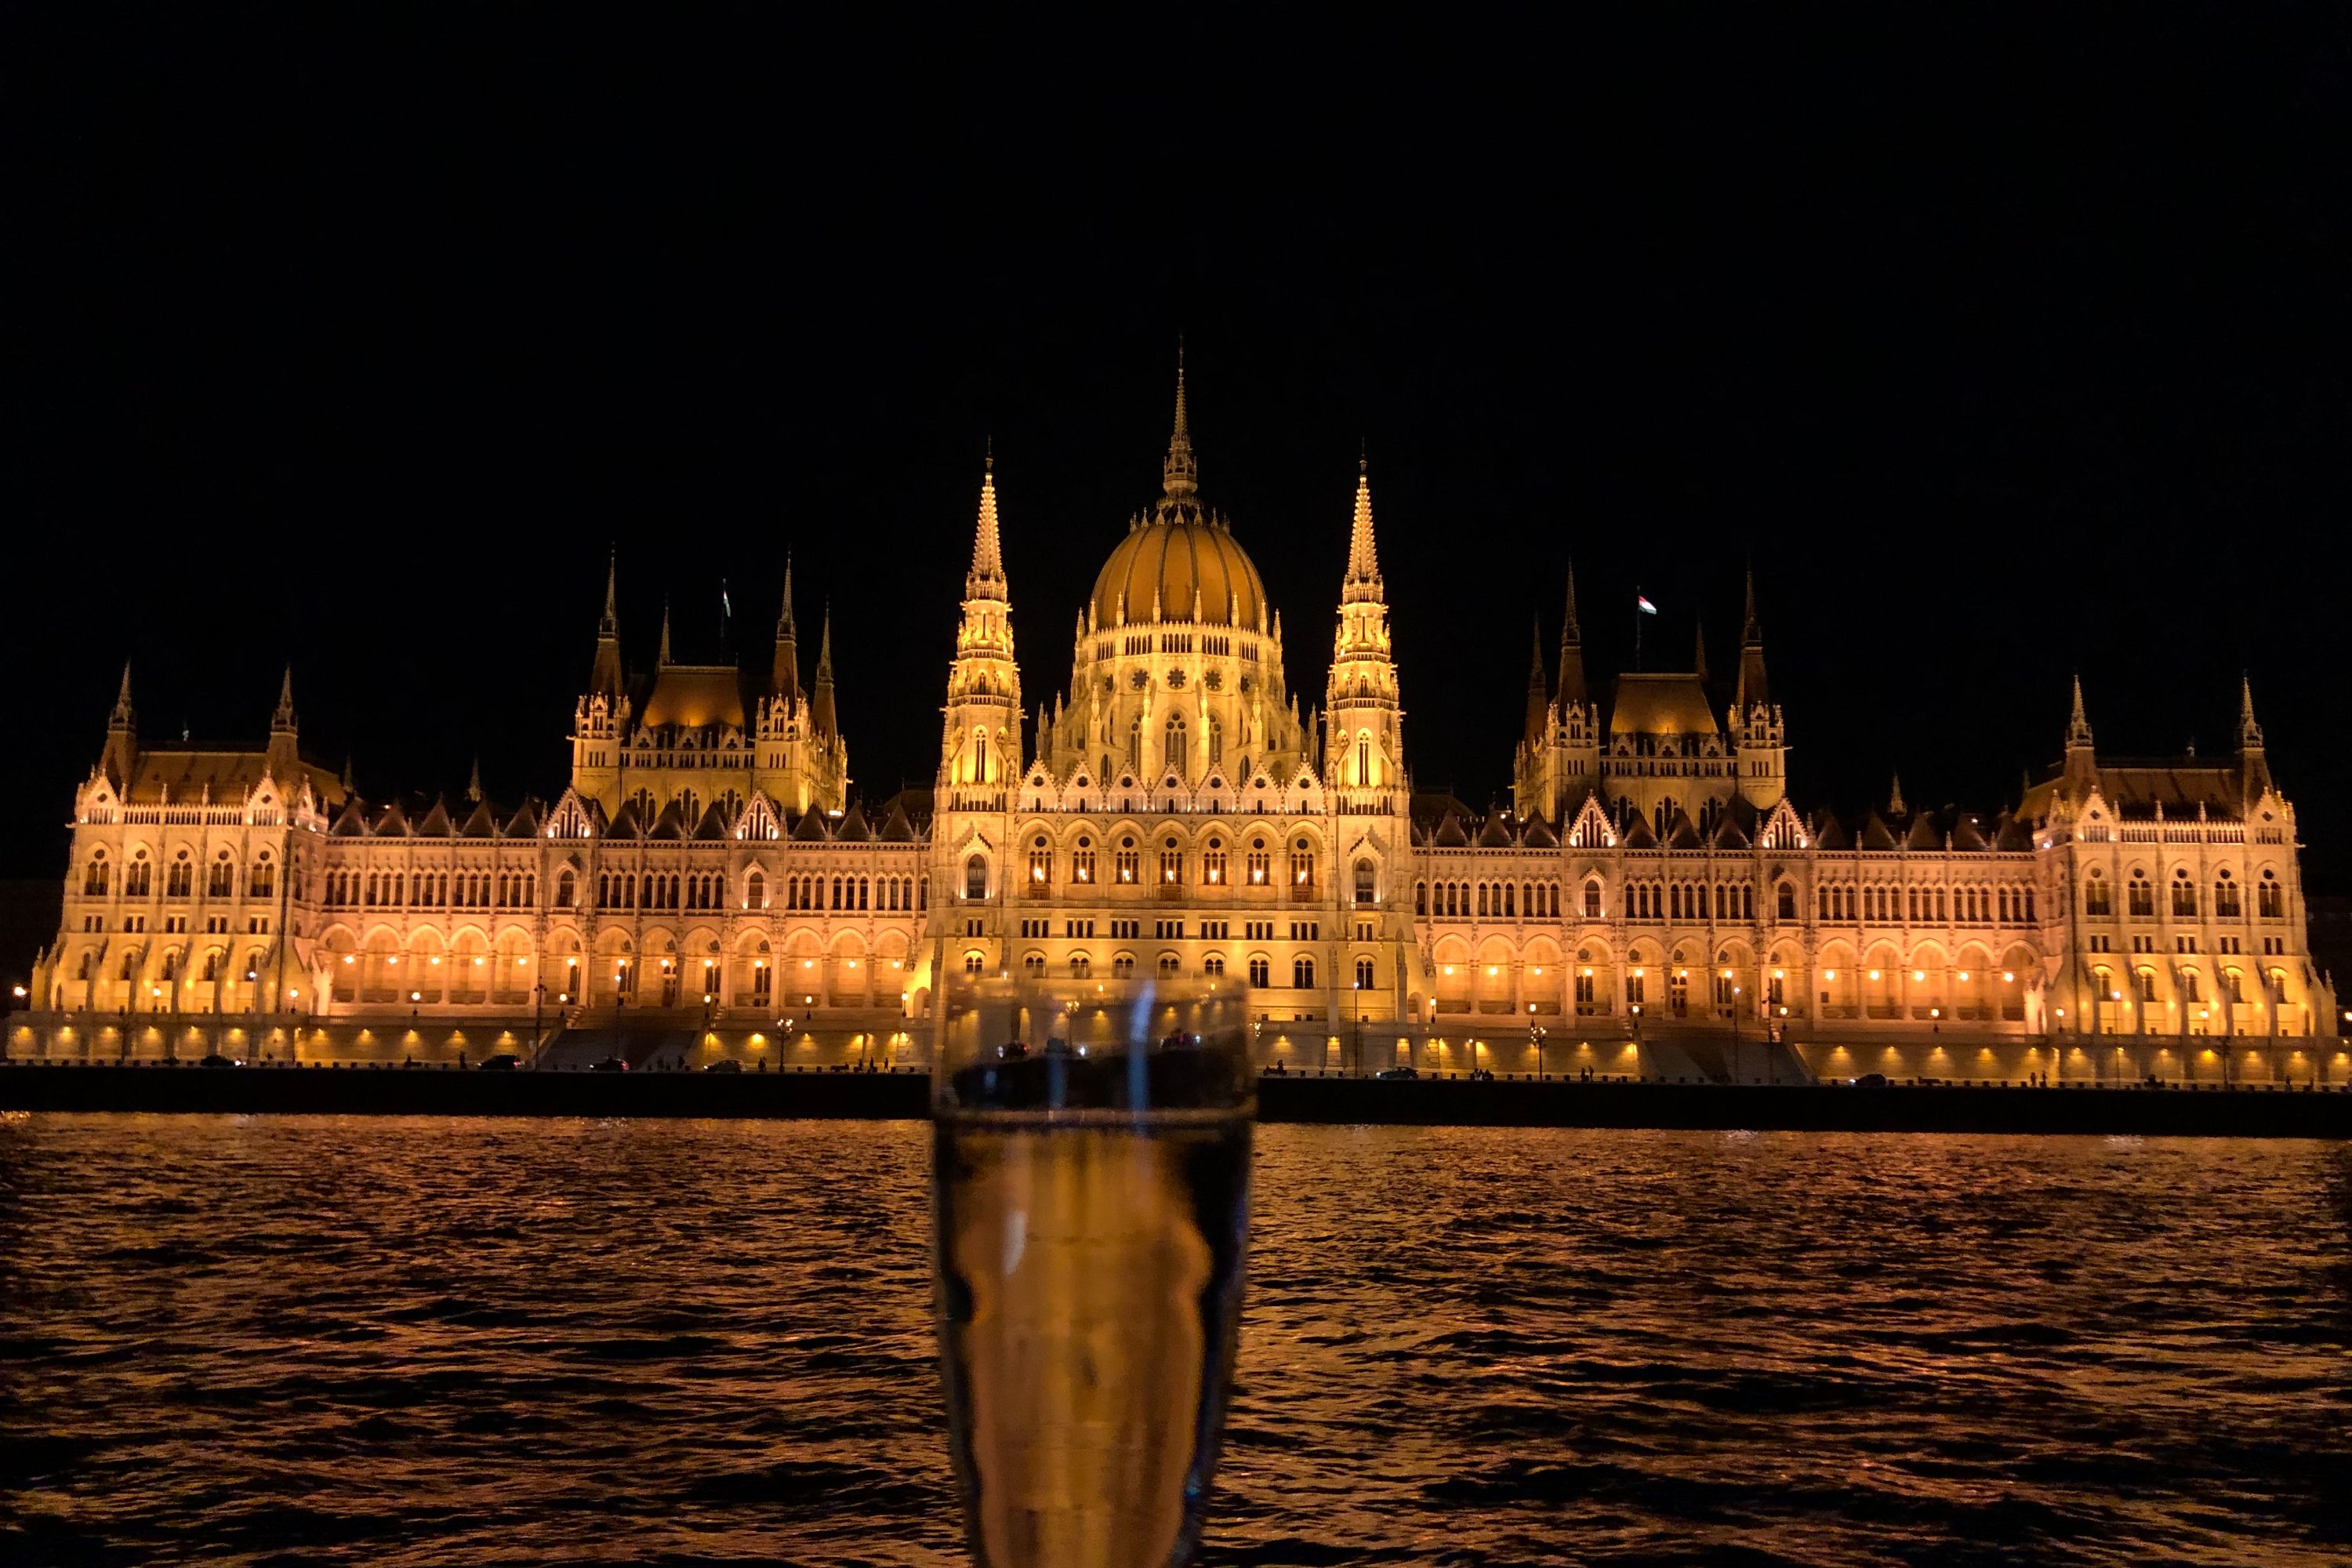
[932,978,1254,1567]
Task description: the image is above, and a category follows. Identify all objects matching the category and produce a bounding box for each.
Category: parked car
[477,1053,522,1073]
[198,1053,239,1068]
[1853,1072,1889,1088]
[1374,1065,1420,1081]
[590,1057,629,1073]
[703,1058,745,1073]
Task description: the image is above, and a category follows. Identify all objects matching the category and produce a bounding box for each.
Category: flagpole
[1634,587,1642,672]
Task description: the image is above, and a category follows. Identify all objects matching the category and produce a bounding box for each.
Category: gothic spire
[589,554,623,699]
[1888,772,1907,817]
[1161,340,1198,499]
[1341,449,1381,603]
[811,603,837,737]
[466,757,483,803]
[111,661,135,728]
[1523,619,1548,745]
[1557,564,1587,706]
[2238,673,2264,751]
[2067,672,2094,750]
[271,666,296,732]
[967,442,1007,597]
[658,597,673,666]
[771,555,800,705]
[1734,570,1769,713]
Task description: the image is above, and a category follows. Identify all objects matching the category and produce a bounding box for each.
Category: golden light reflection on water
[0,1116,2345,1566]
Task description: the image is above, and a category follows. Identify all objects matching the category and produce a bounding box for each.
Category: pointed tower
[1730,572,1786,808]
[266,665,300,780]
[1521,620,1548,747]
[2238,675,2272,802]
[939,447,1022,801]
[657,597,673,667]
[466,757,484,804]
[1515,566,1599,823]
[589,549,624,699]
[100,662,137,784]
[1323,454,1406,804]
[572,552,627,807]
[771,555,800,709]
[2062,673,2099,796]
[811,604,837,739]
[1888,773,1907,818]
[1163,342,1198,499]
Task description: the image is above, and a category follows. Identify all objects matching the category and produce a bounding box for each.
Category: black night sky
[9,12,2350,900]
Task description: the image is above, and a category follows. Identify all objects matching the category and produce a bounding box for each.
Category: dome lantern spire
[1161,339,1198,499]
[1342,448,1382,604]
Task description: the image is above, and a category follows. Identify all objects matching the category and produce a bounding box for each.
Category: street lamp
[1528,1004,1547,1080]
[1351,980,1364,1076]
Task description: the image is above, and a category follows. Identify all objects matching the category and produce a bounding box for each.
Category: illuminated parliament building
[21,366,2341,1083]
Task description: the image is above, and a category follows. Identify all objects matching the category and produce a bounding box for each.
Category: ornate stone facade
[20,364,2339,1080]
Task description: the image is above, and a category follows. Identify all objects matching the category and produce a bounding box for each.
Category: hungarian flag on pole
[1636,593,1659,615]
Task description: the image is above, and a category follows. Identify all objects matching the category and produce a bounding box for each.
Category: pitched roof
[1608,673,1720,739]
[789,810,832,843]
[878,800,917,843]
[835,803,873,842]
[638,664,749,731]
[1477,813,1515,848]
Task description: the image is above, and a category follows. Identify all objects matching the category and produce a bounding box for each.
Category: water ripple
[1,1117,2347,1565]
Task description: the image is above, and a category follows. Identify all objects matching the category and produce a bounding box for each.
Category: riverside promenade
[3,1060,2348,1137]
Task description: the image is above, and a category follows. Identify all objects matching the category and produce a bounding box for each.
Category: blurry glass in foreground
[933,978,1254,1568]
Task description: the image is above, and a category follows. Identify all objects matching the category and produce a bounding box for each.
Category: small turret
[2239,675,2271,801]
[100,661,137,783]
[266,665,299,779]
[2063,673,2098,795]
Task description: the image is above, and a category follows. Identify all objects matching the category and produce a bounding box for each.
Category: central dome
[1087,353,1269,630]
[1090,503,1268,630]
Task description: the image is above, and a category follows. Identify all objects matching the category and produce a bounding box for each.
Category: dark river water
[4,1114,2349,1567]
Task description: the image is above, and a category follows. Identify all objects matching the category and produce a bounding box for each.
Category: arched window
[1355,731,1372,786]
[1116,837,1139,884]
[1353,858,1376,906]
[1204,953,1225,978]
[83,850,109,896]
[1247,955,1270,988]
[1029,836,1052,885]
[1158,953,1181,976]
[963,855,988,900]
[1292,956,1316,989]
[167,853,192,898]
[974,728,989,783]
[746,869,765,909]
[1354,956,1374,989]
[1776,883,1795,923]
[2259,869,2283,919]
[1290,838,1314,887]
[2213,869,2241,918]
[1022,952,1046,976]
[1069,953,1091,978]
[1126,717,1142,771]
[1585,880,1603,920]
[1247,838,1269,885]
[2127,871,2154,917]
[1160,838,1183,884]
[1203,838,1226,885]
[2170,869,2197,919]
[125,853,151,898]
[1207,713,1222,765]
[249,855,274,899]
[1072,837,1095,884]
[2084,870,2112,917]
[964,950,986,977]
[1163,717,1185,773]
[1414,880,1428,915]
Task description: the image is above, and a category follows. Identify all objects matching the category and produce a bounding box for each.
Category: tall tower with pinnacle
[1514,565,1600,823]
[939,447,1022,798]
[1730,572,1787,808]
[1324,455,1406,802]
